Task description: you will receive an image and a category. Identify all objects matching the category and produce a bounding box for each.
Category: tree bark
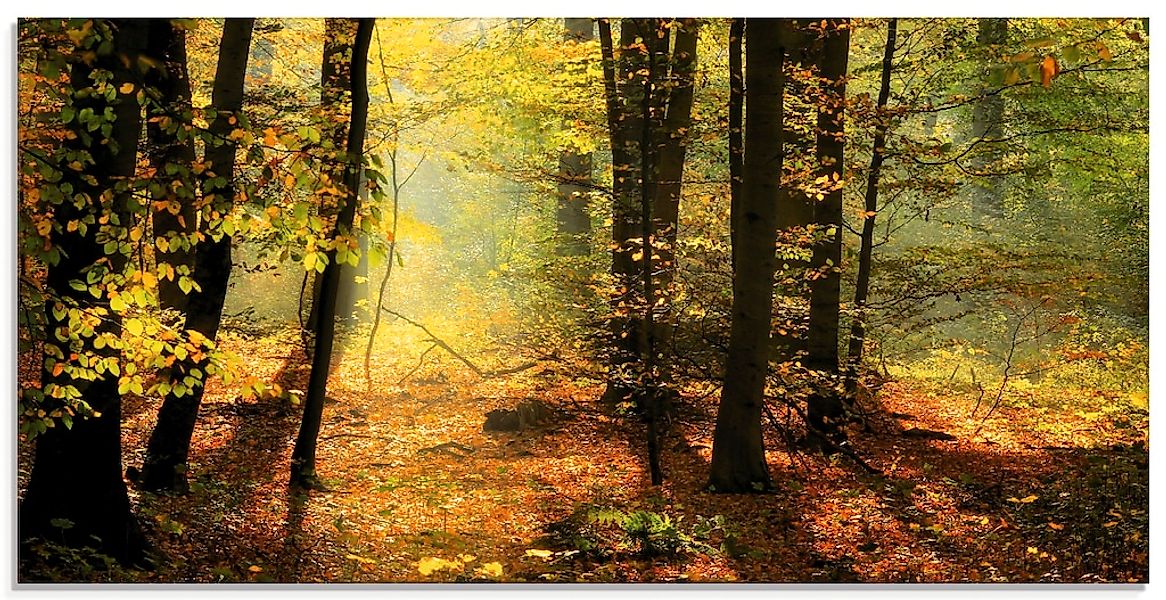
[970,18,1007,218]
[556,18,594,256]
[845,18,897,375]
[649,18,700,369]
[145,19,197,313]
[600,18,650,404]
[772,19,822,360]
[20,19,149,565]
[139,18,255,493]
[708,18,784,494]
[805,19,850,374]
[290,18,374,489]
[728,18,743,270]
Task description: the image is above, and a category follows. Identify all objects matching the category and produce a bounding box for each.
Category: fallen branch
[382,307,538,379]
[766,396,881,476]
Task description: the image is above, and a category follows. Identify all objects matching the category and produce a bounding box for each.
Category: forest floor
[23,323,1149,583]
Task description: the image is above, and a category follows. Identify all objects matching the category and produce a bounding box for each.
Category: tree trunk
[556,18,594,256]
[649,18,699,371]
[708,18,784,494]
[139,18,255,493]
[970,18,1007,219]
[728,18,743,270]
[845,18,897,375]
[145,19,197,313]
[290,18,374,489]
[805,19,850,375]
[20,19,149,565]
[600,18,650,404]
[772,19,821,360]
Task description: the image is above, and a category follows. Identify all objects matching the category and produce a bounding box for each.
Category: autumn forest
[14,17,1149,583]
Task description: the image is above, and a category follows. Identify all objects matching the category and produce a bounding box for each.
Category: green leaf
[61,106,76,124]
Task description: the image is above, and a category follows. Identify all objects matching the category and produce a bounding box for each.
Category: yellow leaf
[525,549,553,558]
[248,565,262,573]
[418,556,450,576]
[1027,546,1038,555]
[1020,494,1038,503]
[1047,522,1064,530]
[141,271,157,289]
[119,82,135,94]
[476,562,503,578]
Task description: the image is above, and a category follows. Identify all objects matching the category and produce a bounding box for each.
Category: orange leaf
[1040,55,1059,88]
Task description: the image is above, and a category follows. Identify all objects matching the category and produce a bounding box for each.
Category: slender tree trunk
[772,19,821,360]
[649,18,699,371]
[708,18,784,494]
[639,24,662,485]
[728,18,743,270]
[290,18,374,489]
[306,19,358,338]
[600,18,649,404]
[806,19,850,374]
[20,19,149,565]
[145,19,197,313]
[970,18,1007,218]
[845,18,897,375]
[556,18,594,255]
[140,18,255,493]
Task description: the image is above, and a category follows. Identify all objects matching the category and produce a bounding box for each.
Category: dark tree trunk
[638,22,661,486]
[305,19,359,340]
[20,19,149,566]
[845,18,897,375]
[805,19,850,375]
[970,18,1007,218]
[145,19,197,313]
[556,18,594,256]
[600,18,650,404]
[649,18,699,367]
[772,19,822,360]
[728,18,743,270]
[708,18,784,494]
[139,18,255,493]
[290,18,374,489]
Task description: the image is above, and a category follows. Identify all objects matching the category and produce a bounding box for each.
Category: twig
[382,307,538,379]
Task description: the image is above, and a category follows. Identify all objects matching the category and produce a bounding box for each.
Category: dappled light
[15,16,1148,584]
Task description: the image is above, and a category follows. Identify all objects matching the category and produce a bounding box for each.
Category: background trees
[15,16,1147,583]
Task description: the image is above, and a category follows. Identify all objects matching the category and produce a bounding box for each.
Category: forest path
[118,330,1148,583]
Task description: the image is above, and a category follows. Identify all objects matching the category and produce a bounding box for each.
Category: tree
[845,18,897,377]
[144,19,197,313]
[647,18,700,377]
[805,19,850,376]
[969,18,1008,219]
[555,17,595,256]
[290,18,375,490]
[708,18,786,493]
[598,18,650,404]
[19,19,150,564]
[139,18,256,492]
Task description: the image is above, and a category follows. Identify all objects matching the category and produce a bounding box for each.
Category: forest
[14,17,1149,584]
